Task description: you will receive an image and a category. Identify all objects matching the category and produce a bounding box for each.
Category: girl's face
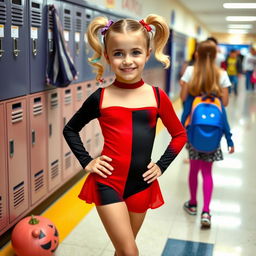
[105,31,151,83]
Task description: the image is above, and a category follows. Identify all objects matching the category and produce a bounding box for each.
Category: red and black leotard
[63,86,187,212]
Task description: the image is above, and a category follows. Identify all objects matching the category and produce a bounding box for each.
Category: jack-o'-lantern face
[39,224,59,253]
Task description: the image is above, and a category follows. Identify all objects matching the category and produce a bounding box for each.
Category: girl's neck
[113,79,144,89]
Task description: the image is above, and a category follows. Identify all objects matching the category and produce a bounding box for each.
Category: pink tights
[188,159,213,213]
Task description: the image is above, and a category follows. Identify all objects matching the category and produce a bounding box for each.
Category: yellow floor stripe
[0,97,182,256]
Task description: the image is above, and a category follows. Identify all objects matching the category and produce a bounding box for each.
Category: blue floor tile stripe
[162,238,214,256]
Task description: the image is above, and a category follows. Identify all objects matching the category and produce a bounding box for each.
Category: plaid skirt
[186,143,223,162]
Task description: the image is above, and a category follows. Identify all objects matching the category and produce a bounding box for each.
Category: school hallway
[41,76,255,256]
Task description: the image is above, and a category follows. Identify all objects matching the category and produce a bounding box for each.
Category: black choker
[113,79,144,89]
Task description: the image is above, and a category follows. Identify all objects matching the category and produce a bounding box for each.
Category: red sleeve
[156,88,187,173]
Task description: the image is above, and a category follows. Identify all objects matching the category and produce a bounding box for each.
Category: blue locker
[73,4,84,83]
[61,2,74,60]
[82,8,94,81]
[29,0,47,93]
[46,0,60,90]
[0,0,29,101]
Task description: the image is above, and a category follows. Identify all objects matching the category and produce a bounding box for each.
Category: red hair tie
[139,20,152,32]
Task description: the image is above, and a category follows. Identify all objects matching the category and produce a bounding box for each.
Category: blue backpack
[185,95,224,152]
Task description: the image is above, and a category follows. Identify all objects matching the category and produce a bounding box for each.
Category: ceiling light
[228,24,253,29]
[228,29,249,34]
[226,16,256,21]
[223,3,256,9]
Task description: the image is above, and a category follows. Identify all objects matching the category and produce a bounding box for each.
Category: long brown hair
[188,40,222,97]
[87,15,170,81]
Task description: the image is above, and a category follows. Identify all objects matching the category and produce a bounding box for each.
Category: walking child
[63,14,187,255]
[180,40,235,228]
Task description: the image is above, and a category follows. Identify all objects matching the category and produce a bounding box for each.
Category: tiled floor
[56,79,256,256]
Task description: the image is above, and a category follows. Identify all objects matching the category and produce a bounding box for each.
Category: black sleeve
[63,88,102,168]
[155,88,187,173]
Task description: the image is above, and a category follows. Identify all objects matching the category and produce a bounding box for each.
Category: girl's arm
[156,88,187,173]
[221,105,234,152]
[63,88,102,168]
[221,87,229,106]
[179,80,189,102]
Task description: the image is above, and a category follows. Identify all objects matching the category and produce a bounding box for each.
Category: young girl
[180,40,235,228]
[63,15,187,255]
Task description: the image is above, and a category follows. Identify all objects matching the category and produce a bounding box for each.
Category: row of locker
[0,0,124,101]
[0,0,163,102]
[0,78,107,236]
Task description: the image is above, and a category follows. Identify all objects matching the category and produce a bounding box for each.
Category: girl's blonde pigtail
[145,15,170,69]
[87,17,108,81]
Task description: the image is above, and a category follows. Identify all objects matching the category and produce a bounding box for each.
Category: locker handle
[49,124,52,137]
[32,39,37,56]
[76,42,80,55]
[0,38,4,57]
[49,39,54,53]
[32,130,36,145]
[13,38,21,57]
[9,140,14,157]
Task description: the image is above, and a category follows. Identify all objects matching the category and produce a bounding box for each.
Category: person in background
[63,14,187,255]
[180,40,234,228]
[243,46,256,91]
[226,49,242,95]
[207,37,225,68]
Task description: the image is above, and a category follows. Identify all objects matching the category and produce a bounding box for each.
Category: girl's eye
[113,52,123,57]
[133,50,142,55]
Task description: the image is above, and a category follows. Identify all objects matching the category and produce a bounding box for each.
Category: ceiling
[178,0,256,35]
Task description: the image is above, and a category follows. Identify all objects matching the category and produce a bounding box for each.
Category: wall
[211,33,256,45]
[84,0,210,40]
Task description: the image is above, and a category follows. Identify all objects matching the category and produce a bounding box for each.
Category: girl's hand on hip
[85,155,114,178]
[143,162,162,183]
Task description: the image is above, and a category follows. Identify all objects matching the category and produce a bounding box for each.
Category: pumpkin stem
[29,215,40,225]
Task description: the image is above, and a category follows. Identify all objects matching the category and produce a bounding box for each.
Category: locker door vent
[13,181,25,208]
[75,13,82,32]
[50,97,58,109]
[48,9,53,29]
[12,109,23,123]
[0,196,2,220]
[64,92,72,105]
[0,4,7,24]
[85,13,91,28]
[76,86,83,101]
[33,103,43,116]
[11,6,24,26]
[64,9,71,31]
[51,159,59,180]
[65,151,71,169]
[31,8,42,27]
[34,169,44,192]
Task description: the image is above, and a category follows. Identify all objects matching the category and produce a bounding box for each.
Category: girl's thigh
[96,202,137,252]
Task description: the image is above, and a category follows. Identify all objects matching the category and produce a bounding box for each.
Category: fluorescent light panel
[223,3,256,9]
[228,24,253,29]
[228,29,249,34]
[226,16,256,21]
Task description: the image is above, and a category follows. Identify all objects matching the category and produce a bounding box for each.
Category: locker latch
[13,38,20,57]
[32,39,37,56]
[0,38,4,57]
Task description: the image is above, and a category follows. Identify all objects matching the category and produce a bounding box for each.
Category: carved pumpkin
[11,215,59,256]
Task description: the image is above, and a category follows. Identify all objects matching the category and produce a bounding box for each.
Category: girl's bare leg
[96,202,140,256]
[128,211,147,239]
